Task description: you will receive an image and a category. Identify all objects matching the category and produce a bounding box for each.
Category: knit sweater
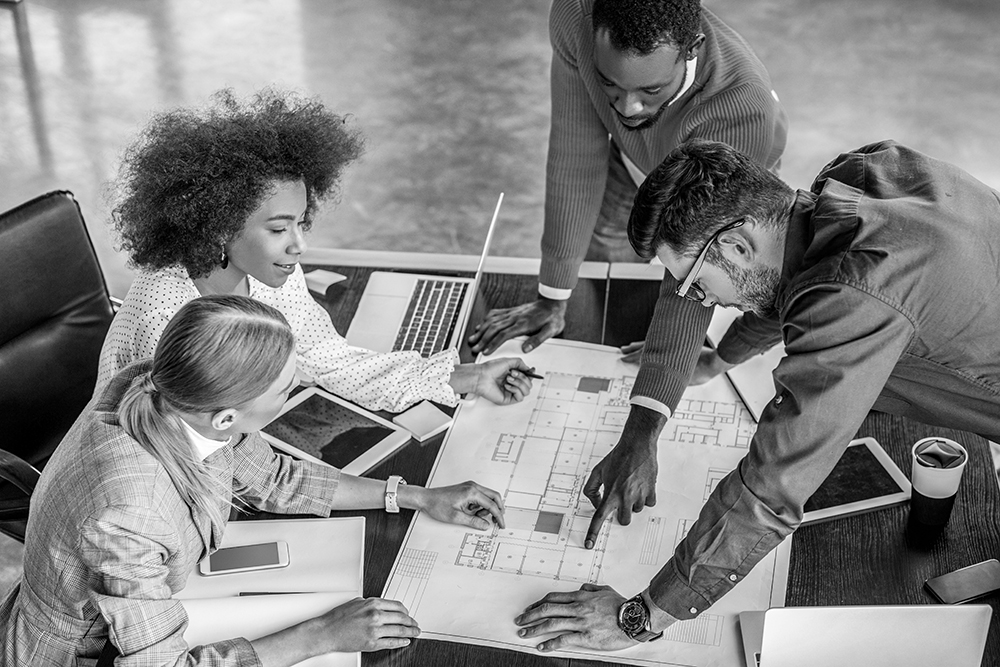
[546,0,788,414]
[543,0,788,291]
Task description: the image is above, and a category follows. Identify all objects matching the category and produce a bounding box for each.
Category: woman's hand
[311,597,420,653]
[450,358,534,405]
[253,596,420,664]
[416,481,507,530]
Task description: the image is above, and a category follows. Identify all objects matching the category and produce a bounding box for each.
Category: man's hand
[582,407,666,548]
[468,298,567,355]
[690,345,736,386]
[513,584,635,652]
[619,340,645,364]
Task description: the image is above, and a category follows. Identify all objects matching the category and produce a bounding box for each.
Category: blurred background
[2,0,999,594]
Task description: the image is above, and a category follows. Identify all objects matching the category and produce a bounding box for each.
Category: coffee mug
[909,437,968,526]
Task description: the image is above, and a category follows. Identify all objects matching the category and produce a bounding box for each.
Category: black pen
[523,368,544,380]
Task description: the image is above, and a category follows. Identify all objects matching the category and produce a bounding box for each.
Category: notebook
[739,604,991,667]
[345,193,503,357]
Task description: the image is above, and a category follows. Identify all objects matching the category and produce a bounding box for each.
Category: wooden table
[282,250,1000,666]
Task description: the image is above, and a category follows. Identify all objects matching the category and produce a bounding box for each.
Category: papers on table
[176,517,364,667]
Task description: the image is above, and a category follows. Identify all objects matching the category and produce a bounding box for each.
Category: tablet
[260,387,412,476]
[801,437,911,525]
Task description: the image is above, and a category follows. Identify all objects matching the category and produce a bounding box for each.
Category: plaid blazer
[0,361,340,666]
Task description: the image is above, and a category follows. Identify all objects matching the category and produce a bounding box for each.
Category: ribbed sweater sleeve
[683,83,784,170]
[541,0,611,290]
[631,276,715,413]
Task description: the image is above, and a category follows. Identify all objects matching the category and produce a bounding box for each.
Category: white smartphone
[199,541,290,576]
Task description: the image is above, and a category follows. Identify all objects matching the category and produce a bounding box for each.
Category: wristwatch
[617,594,663,643]
[384,475,407,513]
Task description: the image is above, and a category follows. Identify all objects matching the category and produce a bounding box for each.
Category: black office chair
[0,191,115,542]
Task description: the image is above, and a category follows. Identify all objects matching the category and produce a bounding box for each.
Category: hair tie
[139,373,159,396]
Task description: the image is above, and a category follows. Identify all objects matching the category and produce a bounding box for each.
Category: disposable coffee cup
[909,437,968,526]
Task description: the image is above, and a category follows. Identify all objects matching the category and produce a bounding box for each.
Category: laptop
[345,193,503,357]
[739,605,991,667]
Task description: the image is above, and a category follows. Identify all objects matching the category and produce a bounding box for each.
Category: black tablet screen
[262,393,396,469]
[804,443,904,513]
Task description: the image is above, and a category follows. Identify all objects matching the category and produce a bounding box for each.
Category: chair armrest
[0,449,40,496]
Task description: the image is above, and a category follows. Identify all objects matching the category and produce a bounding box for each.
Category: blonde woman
[0,295,505,666]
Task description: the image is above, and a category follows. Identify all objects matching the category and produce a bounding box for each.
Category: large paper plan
[384,339,789,666]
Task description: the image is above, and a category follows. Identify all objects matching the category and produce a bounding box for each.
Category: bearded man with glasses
[514,138,1000,651]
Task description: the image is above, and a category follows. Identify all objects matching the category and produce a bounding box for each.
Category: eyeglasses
[674,219,746,302]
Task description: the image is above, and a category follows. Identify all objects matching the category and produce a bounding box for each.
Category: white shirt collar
[179,417,231,461]
[666,56,697,108]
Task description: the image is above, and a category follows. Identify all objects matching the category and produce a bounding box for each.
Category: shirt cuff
[224,638,263,666]
[641,588,681,633]
[629,395,673,420]
[538,284,572,301]
[425,348,461,407]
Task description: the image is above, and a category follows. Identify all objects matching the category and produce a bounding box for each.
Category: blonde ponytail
[118,372,230,528]
[116,295,294,529]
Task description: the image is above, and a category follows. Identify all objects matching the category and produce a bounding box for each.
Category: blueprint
[384,339,789,666]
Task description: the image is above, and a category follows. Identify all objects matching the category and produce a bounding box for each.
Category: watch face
[619,598,648,635]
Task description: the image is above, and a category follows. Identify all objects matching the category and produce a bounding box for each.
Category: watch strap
[384,475,406,513]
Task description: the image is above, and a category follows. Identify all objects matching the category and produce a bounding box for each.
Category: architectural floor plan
[384,339,789,666]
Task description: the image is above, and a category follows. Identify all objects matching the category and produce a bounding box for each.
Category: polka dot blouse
[96,265,459,411]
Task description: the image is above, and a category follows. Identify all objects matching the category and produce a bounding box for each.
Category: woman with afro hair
[99,88,533,412]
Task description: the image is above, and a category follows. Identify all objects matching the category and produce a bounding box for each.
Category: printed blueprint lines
[455,511,609,583]
[446,372,634,584]
[383,548,436,612]
[640,517,666,565]
[704,467,730,502]
[663,613,726,647]
[670,397,755,449]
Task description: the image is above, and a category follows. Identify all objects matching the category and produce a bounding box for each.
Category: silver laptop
[346,194,503,357]
[739,605,991,667]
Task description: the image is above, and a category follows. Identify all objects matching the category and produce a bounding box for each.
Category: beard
[722,260,781,317]
[613,100,669,132]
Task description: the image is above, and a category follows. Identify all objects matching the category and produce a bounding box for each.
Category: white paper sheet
[176,517,364,666]
[177,517,364,599]
[383,339,789,667]
[183,592,360,667]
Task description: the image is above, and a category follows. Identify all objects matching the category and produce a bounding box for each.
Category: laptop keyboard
[392,279,468,357]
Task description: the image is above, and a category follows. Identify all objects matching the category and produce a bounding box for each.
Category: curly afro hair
[592,0,702,56]
[111,88,365,279]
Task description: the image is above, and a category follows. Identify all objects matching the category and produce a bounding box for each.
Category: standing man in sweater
[468,0,787,547]
[469,0,786,357]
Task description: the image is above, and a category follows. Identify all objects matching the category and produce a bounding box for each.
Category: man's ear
[210,408,239,432]
[684,34,706,61]
[716,228,755,267]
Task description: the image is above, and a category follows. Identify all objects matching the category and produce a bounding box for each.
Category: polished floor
[2,0,999,595]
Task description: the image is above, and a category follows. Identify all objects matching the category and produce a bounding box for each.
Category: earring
[219,246,229,270]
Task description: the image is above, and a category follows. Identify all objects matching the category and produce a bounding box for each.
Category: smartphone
[925,558,1000,604]
[199,541,289,576]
